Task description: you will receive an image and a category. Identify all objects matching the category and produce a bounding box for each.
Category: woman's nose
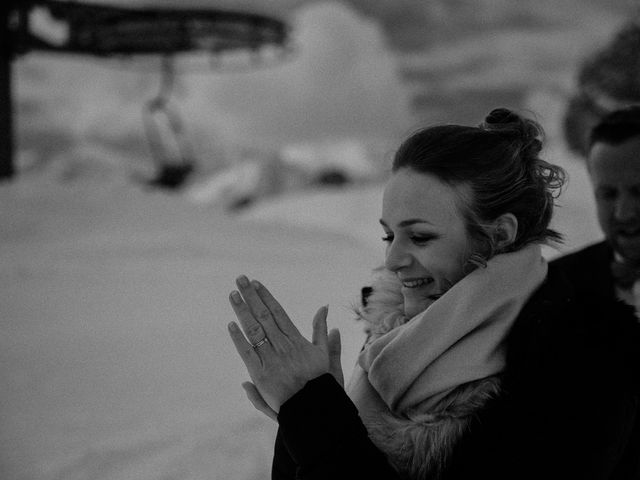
[384,240,411,271]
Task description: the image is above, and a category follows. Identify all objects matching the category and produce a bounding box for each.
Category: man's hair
[589,106,640,150]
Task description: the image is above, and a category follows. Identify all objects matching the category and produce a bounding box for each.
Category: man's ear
[492,213,518,250]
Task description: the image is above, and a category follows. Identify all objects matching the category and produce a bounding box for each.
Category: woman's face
[381,168,475,318]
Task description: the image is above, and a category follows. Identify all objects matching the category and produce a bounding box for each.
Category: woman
[227,108,640,479]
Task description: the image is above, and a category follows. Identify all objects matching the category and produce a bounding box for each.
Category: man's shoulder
[551,240,609,262]
[549,241,610,273]
[547,240,617,301]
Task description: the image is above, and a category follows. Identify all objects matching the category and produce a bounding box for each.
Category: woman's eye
[410,235,434,245]
[381,234,394,243]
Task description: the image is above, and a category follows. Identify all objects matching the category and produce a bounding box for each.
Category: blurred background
[1,1,639,479]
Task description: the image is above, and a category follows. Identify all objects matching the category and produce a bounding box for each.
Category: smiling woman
[380,170,476,317]
[227,108,640,480]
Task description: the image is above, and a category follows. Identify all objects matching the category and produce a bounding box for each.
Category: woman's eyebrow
[379,218,434,228]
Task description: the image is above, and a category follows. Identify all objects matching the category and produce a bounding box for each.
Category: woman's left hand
[227,275,337,420]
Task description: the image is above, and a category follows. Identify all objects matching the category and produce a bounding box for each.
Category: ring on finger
[251,337,270,349]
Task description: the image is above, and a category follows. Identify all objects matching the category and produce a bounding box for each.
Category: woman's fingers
[229,290,270,348]
[229,277,334,411]
[235,276,287,347]
[227,321,261,369]
[251,280,301,338]
[242,382,278,421]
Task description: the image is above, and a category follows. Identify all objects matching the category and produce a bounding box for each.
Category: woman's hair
[392,108,566,257]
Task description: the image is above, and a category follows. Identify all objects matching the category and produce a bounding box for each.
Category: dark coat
[550,240,635,310]
[272,254,640,480]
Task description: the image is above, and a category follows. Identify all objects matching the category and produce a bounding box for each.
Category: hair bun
[483,108,520,126]
[481,107,543,159]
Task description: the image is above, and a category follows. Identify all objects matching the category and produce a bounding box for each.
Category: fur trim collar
[353,267,503,479]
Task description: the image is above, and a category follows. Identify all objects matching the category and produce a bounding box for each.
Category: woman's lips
[401,277,433,288]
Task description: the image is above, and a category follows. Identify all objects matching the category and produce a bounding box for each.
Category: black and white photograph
[1,1,639,479]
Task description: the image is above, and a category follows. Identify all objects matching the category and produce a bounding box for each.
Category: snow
[0,173,379,480]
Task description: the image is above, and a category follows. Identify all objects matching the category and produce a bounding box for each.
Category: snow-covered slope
[0,174,378,480]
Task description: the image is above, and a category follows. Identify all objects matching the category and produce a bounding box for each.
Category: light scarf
[347,244,547,416]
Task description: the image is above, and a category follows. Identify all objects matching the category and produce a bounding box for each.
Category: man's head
[587,106,640,262]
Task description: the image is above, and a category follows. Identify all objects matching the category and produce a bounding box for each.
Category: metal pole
[0,3,14,180]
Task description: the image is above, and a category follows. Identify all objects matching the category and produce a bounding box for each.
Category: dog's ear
[361,286,373,307]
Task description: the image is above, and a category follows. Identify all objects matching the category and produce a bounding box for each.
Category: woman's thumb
[328,328,344,387]
[311,305,329,347]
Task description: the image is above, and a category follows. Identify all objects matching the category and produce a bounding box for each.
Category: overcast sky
[14,0,639,171]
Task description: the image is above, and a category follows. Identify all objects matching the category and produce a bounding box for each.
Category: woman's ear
[492,213,518,250]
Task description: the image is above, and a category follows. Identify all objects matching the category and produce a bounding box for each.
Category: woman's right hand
[242,328,344,421]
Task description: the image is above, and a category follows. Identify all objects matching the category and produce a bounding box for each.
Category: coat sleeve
[271,427,297,480]
[272,373,401,480]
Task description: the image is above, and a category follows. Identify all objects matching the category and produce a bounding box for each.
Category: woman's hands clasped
[227,275,343,420]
